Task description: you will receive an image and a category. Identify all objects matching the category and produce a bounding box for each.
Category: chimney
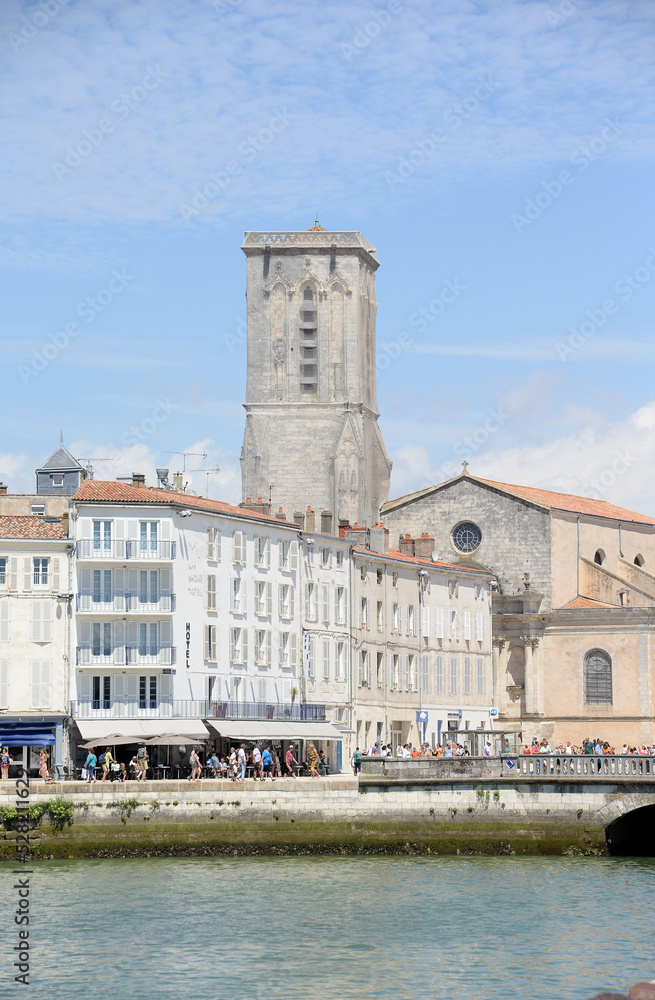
[277,507,286,520]
[293,510,305,529]
[343,523,368,546]
[399,533,415,556]
[61,512,70,536]
[414,532,435,559]
[0,483,6,495]
[132,473,146,487]
[239,497,271,516]
[320,509,333,535]
[172,473,183,491]
[369,523,389,554]
[305,506,315,532]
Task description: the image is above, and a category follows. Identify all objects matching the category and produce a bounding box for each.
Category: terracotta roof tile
[72,481,295,526]
[384,474,655,526]
[353,545,491,575]
[559,596,619,609]
[0,516,65,539]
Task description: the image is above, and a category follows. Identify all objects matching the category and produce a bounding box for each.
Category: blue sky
[2,0,655,512]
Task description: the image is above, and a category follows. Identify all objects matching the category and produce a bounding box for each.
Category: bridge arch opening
[606,804,655,856]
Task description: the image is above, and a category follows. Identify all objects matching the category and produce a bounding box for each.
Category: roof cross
[461,460,469,475]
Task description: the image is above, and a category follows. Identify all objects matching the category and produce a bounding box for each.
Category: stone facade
[240,230,391,528]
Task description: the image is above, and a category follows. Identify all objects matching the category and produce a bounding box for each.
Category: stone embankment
[4,757,650,858]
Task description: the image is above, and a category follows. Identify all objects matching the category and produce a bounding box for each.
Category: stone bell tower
[240,224,392,528]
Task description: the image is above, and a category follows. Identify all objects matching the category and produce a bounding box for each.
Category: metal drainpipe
[348,542,354,763]
[576,517,580,595]
[384,559,389,746]
[65,538,75,772]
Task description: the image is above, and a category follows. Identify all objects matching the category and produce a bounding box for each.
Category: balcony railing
[76,646,176,666]
[76,593,175,613]
[70,699,327,721]
[76,540,176,560]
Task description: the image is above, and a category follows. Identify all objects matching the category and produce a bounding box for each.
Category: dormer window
[51,474,64,488]
[30,504,45,517]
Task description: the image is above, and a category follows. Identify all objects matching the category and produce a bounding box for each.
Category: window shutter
[278,631,283,666]
[233,531,242,564]
[289,541,298,571]
[464,609,471,641]
[40,661,51,708]
[335,588,340,622]
[266,582,272,615]
[207,527,214,560]
[278,584,284,617]
[322,584,329,623]
[0,602,8,642]
[10,558,17,591]
[113,621,124,662]
[476,611,484,642]
[51,558,60,592]
[30,660,41,709]
[215,530,221,562]
[0,659,8,709]
[305,583,311,619]
[31,602,42,642]
[289,586,295,618]
[42,602,52,643]
[436,607,444,639]
[265,538,271,568]
[366,597,370,631]
[323,640,330,679]
[290,632,297,667]
[266,631,272,665]
[422,607,430,637]
[278,542,284,570]
[23,558,32,592]
[254,584,259,616]
[241,628,248,665]
[160,619,172,648]
[230,629,236,661]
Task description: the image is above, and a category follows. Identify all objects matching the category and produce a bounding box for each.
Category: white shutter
[42,602,52,643]
[289,540,298,571]
[265,537,271,568]
[266,582,272,615]
[422,606,430,638]
[24,558,32,592]
[78,672,92,702]
[40,661,51,708]
[289,585,295,618]
[215,530,221,562]
[334,588,340,622]
[278,631,284,666]
[233,531,242,564]
[113,621,125,663]
[278,584,284,617]
[51,557,60,592]
[436,607,444,640]
[241,579,247,611]
[476,611,484,642]
[160,568,171,595]
[9,558,17,591]
[160,672,173,700]
[266,631,272,665]
[31,601,42,642]
[464,609,471,641]
[160,619,172,647]
[253,583,259,616]
[323,639,330,679]
[290,632,297,667]
[0,659,8,709]
[113,673,125,702]
[230,629,237,661]
[126,672,138,702]
[207,527,215,560]
[321,584,329,623]
[305,584,311,619]
[0,602,8,642]
[241,627,248,665]
[30,660,41,709]
[366,597,370,631]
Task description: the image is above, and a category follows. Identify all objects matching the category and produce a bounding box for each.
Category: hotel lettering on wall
[186,622,191,668]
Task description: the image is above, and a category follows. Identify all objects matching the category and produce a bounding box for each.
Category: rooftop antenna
[188,465,221,496]
[159,450,207,474]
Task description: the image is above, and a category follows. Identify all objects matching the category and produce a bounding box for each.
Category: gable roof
[352,545,492,576]
[383,474,655,527]
[559,596,619,610]
[0,516,66,539]
[37,443,83,473]
[72,481,296,527]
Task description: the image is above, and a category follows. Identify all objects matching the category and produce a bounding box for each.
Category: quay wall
[2,772,653,858]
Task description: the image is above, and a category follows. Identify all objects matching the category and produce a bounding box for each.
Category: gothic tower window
[299,287,318,394]
[584,648,612,704]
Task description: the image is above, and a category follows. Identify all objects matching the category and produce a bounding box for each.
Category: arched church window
[594,549,606,566]
[634,553,645,567]
[350,470,358,492]
[338,471,346,492]
[299,286,317,394]
[584,648,612,704]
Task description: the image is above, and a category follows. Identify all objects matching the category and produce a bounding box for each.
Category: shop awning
[0,731,55,746]
[205,720,344,741]
[75,719,209,741]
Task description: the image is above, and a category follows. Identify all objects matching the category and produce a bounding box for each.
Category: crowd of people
[522,737,655,756]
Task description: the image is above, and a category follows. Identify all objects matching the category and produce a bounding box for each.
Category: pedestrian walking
[237,745,247,781]
[308,743,320,778]
[85,750,98,782]
[38,748,49,782]
[137,744,149,780]
[188,746,202,782]
[285,744,298,778]
[1,747,13,781]
[101,747,114,782]
[261,745,275,781]
[351,747,362,775]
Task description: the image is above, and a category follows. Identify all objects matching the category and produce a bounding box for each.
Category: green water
[3,856,654,999]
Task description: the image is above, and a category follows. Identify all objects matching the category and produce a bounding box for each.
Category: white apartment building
[68,478,313,757]
[0,514,72,775]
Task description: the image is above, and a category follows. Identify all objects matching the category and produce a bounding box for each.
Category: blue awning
[0,724,57,746]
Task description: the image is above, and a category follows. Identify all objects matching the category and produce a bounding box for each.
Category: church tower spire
[240,227,392,527]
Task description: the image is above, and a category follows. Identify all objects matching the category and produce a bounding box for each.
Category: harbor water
[3,855,654,999]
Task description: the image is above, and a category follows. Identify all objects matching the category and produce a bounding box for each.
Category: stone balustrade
[360,754,655,781]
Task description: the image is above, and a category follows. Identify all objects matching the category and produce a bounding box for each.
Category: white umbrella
[80,734,139,749]
[146,734,207,745]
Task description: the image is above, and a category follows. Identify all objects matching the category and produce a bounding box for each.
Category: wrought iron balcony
[69,699,327,721]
